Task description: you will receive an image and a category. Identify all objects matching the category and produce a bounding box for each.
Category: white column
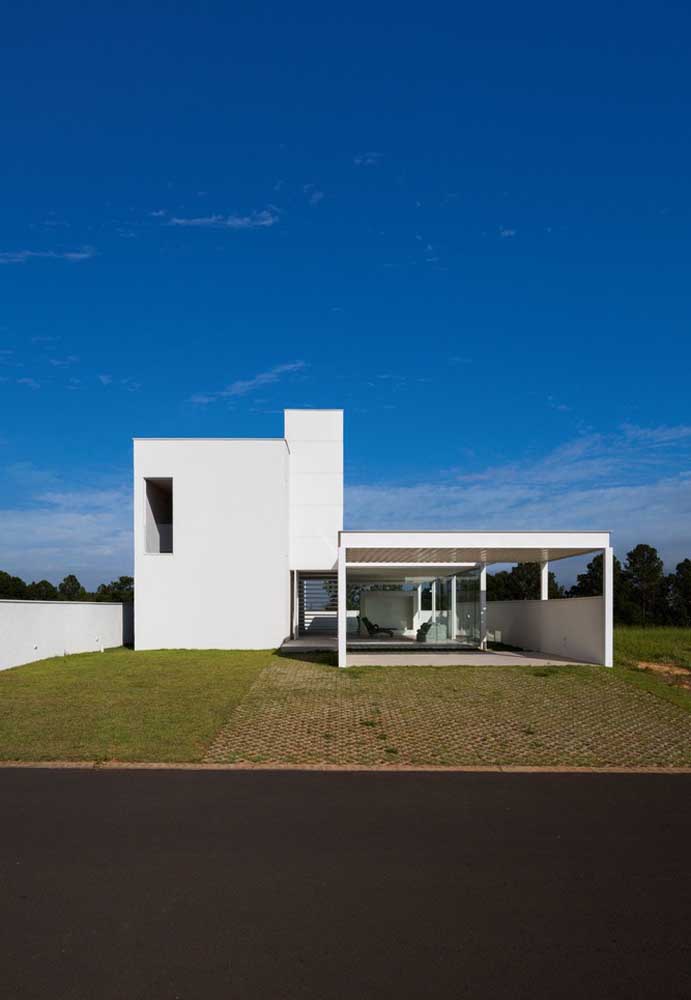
[431,579,437,623]
[450,575,457,639]
[415,584,422,629]
[603,546,614,668]
[337,546,347,668]
[480,563,487,649]
[540,561,549,601]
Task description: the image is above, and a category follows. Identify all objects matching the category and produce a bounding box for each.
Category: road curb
[1,760,691,774]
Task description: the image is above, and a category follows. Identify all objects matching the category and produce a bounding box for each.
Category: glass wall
[342,570,482,646]
[418,573,481,645]
[437,576,452,635]
[455,568,481,646]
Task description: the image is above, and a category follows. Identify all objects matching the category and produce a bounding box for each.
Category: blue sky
[1,1,690,587]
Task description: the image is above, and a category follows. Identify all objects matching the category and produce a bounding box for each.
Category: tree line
[0,572,133,603]
[487,544,691,626]
[2,542,691,626]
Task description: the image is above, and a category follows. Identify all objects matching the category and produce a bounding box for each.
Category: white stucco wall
[487,597,606,664]
[134,438,291,650]
[0,600,133,671]
[361,591,415,630]
[286,409,343,571]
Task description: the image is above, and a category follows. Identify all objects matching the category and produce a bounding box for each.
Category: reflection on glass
[456,568,481,646]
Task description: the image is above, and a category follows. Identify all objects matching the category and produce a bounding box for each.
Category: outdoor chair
[416,621,449,642]
[361,616,395,638]
[416,621,433,642]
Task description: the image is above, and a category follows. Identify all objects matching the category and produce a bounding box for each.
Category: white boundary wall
[0,600,134,671]
[487,597,606,665]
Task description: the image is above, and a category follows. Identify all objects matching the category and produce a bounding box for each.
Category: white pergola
[337,530,613,668]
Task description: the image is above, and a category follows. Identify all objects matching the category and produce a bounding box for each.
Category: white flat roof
[340,530,610,565]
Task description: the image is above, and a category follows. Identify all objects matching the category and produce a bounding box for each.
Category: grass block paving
[204,656,691,768]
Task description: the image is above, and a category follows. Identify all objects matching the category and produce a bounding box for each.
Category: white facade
[134,411,343,650]
[134,409,613,667]
[286,409,343,571]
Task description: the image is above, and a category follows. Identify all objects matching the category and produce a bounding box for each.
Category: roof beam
[345,561,478,568]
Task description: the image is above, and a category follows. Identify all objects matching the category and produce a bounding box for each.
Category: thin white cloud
[345,424,691,571]
[188,361,307,405]
[4,462,58,488]
[95,373,139,390]
[41,217,70,228]
[303,184,325,205]
[499,228,516,238]
[547,394,571,413]
[48,355,80,367]
[0,246,96,264]
[16,377,41,389]
[0,350,23,368]
[621,423,691,446]
[38,488,128,511]
[354,152,382,166]
[169,208,279,229]
[0,478,132,589]
[188,393,216,405]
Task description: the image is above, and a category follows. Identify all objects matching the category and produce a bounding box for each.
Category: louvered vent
[298,574,338,635]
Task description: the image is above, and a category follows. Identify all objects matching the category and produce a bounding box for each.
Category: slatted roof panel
[345,546,601,565]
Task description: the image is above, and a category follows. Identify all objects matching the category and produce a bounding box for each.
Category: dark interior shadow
[274,647,338,667]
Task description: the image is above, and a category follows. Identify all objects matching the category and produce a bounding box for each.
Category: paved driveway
[2,769,690,999]
[204,658,691,767]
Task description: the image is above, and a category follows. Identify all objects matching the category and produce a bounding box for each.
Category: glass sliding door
[437,577,451,637]
[455,568,481,646]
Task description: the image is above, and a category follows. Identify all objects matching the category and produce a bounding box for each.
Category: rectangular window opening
[145,478,173,553]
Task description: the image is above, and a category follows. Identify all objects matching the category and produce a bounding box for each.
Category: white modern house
[134,409,613,667]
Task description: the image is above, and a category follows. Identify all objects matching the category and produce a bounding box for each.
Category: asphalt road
[1,769,690,999]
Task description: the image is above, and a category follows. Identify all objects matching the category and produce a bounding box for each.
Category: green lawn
[0,648,267,762]
[1,629,690,766]
[613,626,691,713]
[614,626,691,669]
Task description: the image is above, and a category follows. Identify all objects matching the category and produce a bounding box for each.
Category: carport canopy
[337,530,613,667]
